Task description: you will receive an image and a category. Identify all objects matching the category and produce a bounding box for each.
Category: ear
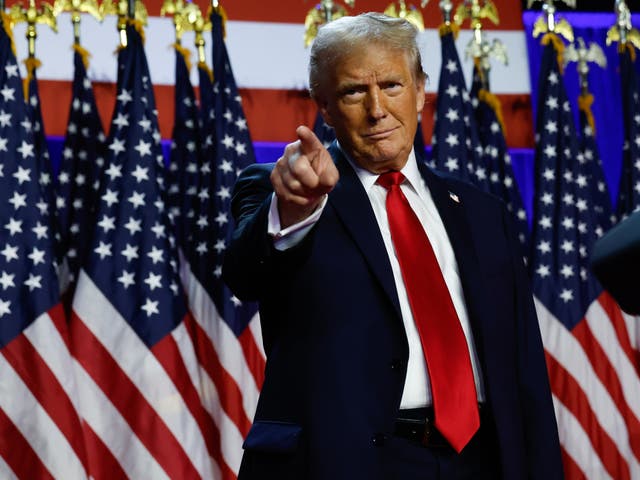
[316,97,334,127]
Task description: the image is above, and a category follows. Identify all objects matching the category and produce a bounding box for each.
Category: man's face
[317,44,426,173]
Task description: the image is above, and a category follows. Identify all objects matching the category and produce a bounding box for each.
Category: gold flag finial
[606,0,640,52]
[527,0,575,43]
[564,37,606,95]
[304,0,355,47]
[53,0,102,44]
[454,0,499,30]
[10,0,58,58]
[101,0,148,47]
[162,1,211,63]
[384,1,429,31]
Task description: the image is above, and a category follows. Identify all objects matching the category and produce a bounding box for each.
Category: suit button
[371,433,386,447]
[390,358,403,370]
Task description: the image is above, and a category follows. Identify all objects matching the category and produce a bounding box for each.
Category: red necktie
[377,171,479,453]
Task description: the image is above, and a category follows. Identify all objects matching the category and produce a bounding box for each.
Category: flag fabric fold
[470,63,531,262]
[530,35,640,480]
[0,22,88,479]
[55,45,106,299]
[431,26,489,191]
[70,24,215,479]
[616,44,640,219]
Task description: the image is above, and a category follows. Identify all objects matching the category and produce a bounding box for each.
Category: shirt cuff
[267,193,328,251]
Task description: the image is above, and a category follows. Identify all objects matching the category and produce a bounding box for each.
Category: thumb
[296,125,325,155]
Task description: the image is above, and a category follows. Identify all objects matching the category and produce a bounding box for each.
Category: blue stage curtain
[523,11,640,208]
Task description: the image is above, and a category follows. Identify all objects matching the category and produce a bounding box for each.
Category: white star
[445,108,459,122]
[124,217,142,235]
[445,157,459,172]
[102,189,119,206]
[118,271,135,289]
[445,85,458,98]
[131,165,149,182]
[5,218,22,236]
[445,133,459,147]
[559,289,573,303]
[0,85,16,102]
[235,117,247,130]
[214,212,228,226]
[117,89,133,105]
[150,222,165,238]
[545,96,558,110]
[235,142,247,156]
[32,222,48,239]
[0,299,11,317]
[536,264,550,278]
[98,215,116,233]
[445,59,458,73]
[141,298,159,316]
[121,244,139,261]
[17,141,34,159]
[28,247,45,265]
[94,242,112,259]
[134,140,152,157]
[538,216,552,230]
[1,244,18,262]
[144,272,162,290]
[0,138,7,152]
[0,271,15,290]
[0,110,11,127]
[24,274,42,291]
[560,265,574,278]
[109,138,126,155]
[147,246,164,264]
[105,163,123,180]
[222,134,235,149]
[128,191,146,208]
[12,166,30,184]
[112,113,129,129]
[214,239,226,253]
[9,192,27,210]
[5,63,18,77]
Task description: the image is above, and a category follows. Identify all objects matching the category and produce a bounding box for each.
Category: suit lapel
[327,145,402,317]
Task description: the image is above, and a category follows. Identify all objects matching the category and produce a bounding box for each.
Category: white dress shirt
[267,147,485,408]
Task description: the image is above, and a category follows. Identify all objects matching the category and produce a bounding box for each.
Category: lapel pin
[449,192,460,203]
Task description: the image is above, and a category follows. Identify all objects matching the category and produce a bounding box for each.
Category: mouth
[362,127,397,141]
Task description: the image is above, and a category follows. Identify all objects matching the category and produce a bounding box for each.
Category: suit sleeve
[222,163,315,302]
[505,207,564,479]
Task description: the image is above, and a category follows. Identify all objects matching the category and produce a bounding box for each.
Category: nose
[366,88,386,121]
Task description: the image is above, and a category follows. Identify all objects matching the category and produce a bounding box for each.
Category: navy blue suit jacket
[223,144,563,479]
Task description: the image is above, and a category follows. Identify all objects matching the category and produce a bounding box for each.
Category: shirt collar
[338,142,421,193]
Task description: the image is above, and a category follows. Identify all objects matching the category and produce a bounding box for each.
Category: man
[223,12,563,480]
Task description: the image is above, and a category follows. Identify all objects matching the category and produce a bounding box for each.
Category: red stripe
[47,303,71,350]
[183,313,253,437]
[238,325,265,390]
[0,391,54,479]
[142,0,525,29]
[560,447,587,480]
[70,311,201,480]
[36,80,536,148]
[598,292,640,377]
[545,351,631,480]
[180,314,239,480]
[2,330,88,472]
[572,315,640,461]
[81,422,128,480]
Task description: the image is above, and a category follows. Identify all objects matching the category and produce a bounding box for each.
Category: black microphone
[591,211,640,315]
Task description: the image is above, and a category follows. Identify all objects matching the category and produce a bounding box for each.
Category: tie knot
[377,171,405,190]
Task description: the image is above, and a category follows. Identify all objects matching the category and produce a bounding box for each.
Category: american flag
[312,109,335,149]
[470,63,530,262]
[167,44,201,248]
[576,91,614,234]
[55,45,106,298]
[0,23,88,478]
[616,44,640,219]
[530,36,640,479]
[175,7,265,478]
[70,24,216,478]
[431,25,489,191]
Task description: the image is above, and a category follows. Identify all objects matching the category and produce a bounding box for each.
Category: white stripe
[622,311,640,352]
[0,348,86,479]
[0,454,19,480]
[72,270,215,480]
[72,358,169,480]
[171,322,243,476]
[179,254,262,413]
[13,15,532,93]
[534,297,640,474]
[587,299,640,422]
[552,394,613,480]
[24,310,81,413]
[197,361,246,475]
